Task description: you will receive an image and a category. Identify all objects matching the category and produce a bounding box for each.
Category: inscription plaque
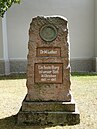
[37,47,61,57]
[35,63,63,83]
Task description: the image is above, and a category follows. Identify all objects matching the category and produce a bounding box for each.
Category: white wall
[68,0,95,58]
[7,0,95,59]
[95,0,97,56]
[0,18,3,59]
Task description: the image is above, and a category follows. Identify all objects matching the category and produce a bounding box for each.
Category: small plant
[0,0,20,17]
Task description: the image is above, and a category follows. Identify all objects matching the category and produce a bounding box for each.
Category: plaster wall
[6,0,95,59]
[95,0,97,56]
[0,18,3,59]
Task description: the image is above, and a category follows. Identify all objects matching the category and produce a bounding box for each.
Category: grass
[0,73,97,129]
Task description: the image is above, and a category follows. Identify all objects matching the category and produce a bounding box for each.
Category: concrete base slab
[22,101,75,112]
[17,98,80,126]
[17,110,80,126]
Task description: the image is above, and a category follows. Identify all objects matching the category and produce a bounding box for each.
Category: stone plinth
[17,15,80,125]
[18,96,79,125]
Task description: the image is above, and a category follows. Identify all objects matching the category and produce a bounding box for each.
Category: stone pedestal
[17,16,80,125]
[18,97,79,125]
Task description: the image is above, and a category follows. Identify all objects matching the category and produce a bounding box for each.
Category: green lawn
[0,74,97,129]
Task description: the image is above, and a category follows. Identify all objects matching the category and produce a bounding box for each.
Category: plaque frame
[36,47,61,57]
[34,63,63,84]
[39,24,58,42]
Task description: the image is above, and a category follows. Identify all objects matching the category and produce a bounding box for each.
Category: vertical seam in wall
[2,13,10,75]
[94,0,96,57]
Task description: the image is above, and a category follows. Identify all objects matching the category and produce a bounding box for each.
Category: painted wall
[0,18,3,59]
[95,0,97,56]
[7,0,95,59]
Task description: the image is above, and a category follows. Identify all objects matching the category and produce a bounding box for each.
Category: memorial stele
[17,15,80,125]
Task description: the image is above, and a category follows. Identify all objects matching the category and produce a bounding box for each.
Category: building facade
[0,0,97,75]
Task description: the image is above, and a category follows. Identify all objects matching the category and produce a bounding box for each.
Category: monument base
[17,96,80,126]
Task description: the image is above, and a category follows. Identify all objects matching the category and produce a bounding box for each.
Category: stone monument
[17,16,80,125]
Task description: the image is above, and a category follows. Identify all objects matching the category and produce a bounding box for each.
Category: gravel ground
[0,75,97,129]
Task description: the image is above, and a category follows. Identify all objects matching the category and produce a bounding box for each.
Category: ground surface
[0,73,97,129]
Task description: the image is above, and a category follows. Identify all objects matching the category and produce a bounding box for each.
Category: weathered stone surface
[18,110,80,126]
[26,16,71,102]
[22,101,75,112]
[17,15,80,125]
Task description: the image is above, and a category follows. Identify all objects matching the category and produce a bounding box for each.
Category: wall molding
[70,58,95,72]
[0,60,5,75]
[2,14,10,75]
[0,58,96,75]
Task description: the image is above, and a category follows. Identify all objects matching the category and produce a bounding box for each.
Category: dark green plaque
[40,24,57,42]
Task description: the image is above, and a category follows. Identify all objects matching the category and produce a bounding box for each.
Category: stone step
[22,101,75,112]
[17,109,80,126]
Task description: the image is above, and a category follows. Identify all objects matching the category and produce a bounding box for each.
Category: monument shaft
[17,16,80,125]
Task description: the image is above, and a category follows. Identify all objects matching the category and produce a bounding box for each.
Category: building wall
[0,18,3,59]
[95,0,97,56]
[95,0,97,71]
[1,0,95,73]
[7,0,95,59]
[0,18,5,74]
